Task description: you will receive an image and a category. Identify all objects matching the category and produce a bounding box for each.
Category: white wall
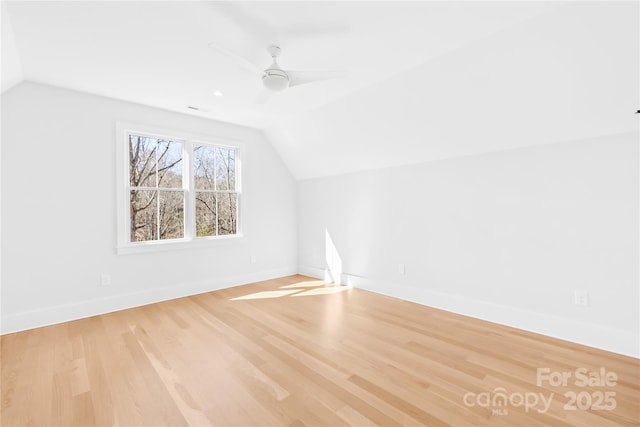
[298,132,639,357]
[1,82,297,333]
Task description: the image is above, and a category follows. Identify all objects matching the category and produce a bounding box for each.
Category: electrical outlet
[574,290,589,306]
[250,255,257,264]
[398,263,405,275]
[101,274,111,286]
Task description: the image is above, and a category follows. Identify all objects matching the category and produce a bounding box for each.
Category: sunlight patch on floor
[279,280,328,289]
[230,290,301,301]
[290,286,349,297]
[230,280,351,301]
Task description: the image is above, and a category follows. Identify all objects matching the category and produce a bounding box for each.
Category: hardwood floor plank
[81,321,116,427]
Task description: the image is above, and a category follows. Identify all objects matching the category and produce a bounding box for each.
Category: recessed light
[213,90,223,97]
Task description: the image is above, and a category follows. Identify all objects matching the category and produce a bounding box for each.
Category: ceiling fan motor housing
[262,68,289,91]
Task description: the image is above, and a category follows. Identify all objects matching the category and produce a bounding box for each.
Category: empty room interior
[1,1,639,426]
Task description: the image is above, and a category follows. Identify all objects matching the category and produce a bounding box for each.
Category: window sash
[129,188,186,242]
[195,191,238,237]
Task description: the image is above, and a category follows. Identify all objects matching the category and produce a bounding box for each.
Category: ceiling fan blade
[207,42,263,75]
[287,70,346,87]
[255,89,274,104]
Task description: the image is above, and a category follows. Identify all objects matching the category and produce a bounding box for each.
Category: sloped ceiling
[2,1,638,179]
[268,1,640,178]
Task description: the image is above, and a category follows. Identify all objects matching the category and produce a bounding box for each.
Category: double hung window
[117,124,240,253]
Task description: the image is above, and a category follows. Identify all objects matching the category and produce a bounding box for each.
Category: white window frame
[116,122,243,254]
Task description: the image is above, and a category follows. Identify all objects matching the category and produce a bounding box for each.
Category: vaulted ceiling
[2,1,638,179]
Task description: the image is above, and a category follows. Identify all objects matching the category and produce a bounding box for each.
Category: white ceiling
[3,1,638,179]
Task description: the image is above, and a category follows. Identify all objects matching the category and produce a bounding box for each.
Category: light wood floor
[1,275,639,426]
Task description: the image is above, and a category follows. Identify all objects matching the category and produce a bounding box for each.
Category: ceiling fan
[260,45,343,91]
[208,43,344,102]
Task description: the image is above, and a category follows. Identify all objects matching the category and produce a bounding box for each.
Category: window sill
[116,234,244,255]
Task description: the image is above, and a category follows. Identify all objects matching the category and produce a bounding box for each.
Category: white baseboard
[1,267,297,335]
[296,267,638,359]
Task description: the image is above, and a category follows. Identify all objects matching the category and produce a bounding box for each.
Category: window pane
[217,193,237,235]
[157,140,183,188]
[195,192,217,237]
[158,191,184,240]
[194,145,215,190]
[130,190,157,242]
[129,135,158,187]
[215,147,235,191]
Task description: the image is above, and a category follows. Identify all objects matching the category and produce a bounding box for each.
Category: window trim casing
[115,122,243,255]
